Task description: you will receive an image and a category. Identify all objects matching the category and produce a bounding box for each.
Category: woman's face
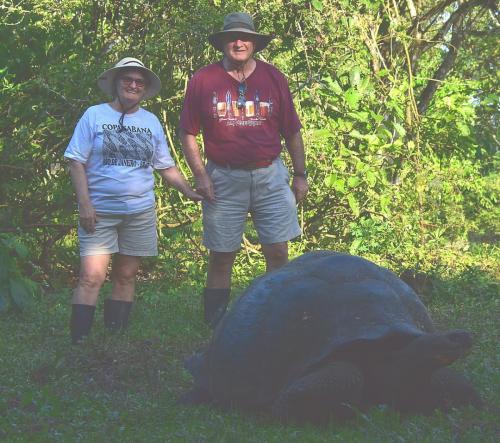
[115,69,147,105]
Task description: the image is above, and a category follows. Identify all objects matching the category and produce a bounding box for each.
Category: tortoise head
[395,330,473,371]
[432,330,473,365]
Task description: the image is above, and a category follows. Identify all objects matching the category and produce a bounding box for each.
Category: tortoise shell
[186,251,435,409]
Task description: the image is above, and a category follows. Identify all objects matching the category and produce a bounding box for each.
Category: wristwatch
[293,170,307,178]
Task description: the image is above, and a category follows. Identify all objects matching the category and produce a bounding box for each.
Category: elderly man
[180,12,308,326]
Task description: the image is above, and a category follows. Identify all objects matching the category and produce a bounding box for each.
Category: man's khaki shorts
[78,207,158,257]
[202,158,301,252]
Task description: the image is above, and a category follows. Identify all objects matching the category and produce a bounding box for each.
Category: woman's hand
[158,166,206,202]
[79,201,97,233]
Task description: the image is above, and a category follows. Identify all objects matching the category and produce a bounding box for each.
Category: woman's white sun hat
[97,57,161,99]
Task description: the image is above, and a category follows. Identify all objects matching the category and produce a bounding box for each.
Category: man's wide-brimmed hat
[208,12,273,52]
[97,57,161,100]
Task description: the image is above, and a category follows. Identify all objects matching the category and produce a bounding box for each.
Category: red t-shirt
[180,60,302,166]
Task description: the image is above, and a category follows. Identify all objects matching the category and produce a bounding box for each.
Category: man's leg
[201,164,251,326]
[251,159,300,273]
[71,254,110,343]
[261,241,288,272]
[104,254,141,331]
[203,250,237,326]
[206,250,238,289]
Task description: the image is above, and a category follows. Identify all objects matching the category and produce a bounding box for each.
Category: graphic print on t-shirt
[102,126,154,168]
[211,89,273,127]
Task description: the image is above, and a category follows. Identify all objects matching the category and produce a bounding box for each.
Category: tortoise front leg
[271,361,364,424]
[425,367,482,412]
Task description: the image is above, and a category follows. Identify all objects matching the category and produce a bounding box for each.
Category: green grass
[1,247,498,442]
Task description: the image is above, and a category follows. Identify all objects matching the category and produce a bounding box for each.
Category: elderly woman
[65,57,201,344]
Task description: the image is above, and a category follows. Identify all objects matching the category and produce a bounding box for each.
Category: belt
[218,159,274,170]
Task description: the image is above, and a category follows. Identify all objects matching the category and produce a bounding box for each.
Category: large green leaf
[344,88,361,109]
[9,278,34,310]
[348,176,361,188]
[365,170,377,187]
[347,194,360,217]
[324,174,346,193]
[0,284,10,312]
[311,0,323,12]
[393,122,406,137]
[358,77,372,93]
[349,67,361,87]
[0,252,10,282]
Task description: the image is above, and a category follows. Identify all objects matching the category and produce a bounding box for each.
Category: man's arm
[179,128,215,201]
[68,159,97,233]
[284,130,308,203]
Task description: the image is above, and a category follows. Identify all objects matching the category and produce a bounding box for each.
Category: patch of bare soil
[31,337,177,396]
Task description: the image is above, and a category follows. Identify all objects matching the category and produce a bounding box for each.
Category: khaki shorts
[78,207,158,257]
[202,158,301,252]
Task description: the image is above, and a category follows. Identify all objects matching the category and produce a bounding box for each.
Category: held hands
[158,166,204,202]
[78,201,97,233]
[184,188,204,201]
[194,172,215,202]
[292,176,309,203]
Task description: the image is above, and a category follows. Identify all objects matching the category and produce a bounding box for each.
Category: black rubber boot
[203,288,230,328]
[70,304,96,344]
[103,299,133,332]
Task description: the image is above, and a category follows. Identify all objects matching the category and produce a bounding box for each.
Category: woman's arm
[68,159,97,233]
[157,166,203,201]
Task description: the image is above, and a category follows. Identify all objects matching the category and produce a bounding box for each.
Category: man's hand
[284,131,308,203]
[292,176,308,203]
[195,172,215,202]
[184,189,204,201]
[79,201,97,233]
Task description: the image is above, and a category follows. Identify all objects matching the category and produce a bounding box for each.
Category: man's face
[222,32,256,65]
[115,69,147,104]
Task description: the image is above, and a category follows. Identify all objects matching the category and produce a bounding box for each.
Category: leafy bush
[0,234,40,312]
[0,0,497,289]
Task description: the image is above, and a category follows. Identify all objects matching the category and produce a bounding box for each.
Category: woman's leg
[110,254,141,301]
[71,254,110,343]
[104,254,141,331]
[72,254,111,305]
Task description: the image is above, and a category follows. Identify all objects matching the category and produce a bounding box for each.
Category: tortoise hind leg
[271,361,363,424]
[177,386,212,406]
[424,367,482,413]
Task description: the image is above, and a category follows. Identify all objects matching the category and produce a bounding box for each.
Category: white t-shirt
[65,103,175,214]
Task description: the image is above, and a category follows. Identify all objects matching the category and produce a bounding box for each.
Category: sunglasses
[119,76,146,88]
[237,82,247,108]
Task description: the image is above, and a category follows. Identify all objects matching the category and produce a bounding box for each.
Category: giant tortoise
[181,251,481,423]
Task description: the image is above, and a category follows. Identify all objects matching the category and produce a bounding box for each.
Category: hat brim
[208,29,274,52]
[97,66,161,100]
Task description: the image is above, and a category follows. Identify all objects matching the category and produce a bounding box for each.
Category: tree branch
[414,0,492,114]
[417,17,465,114]
[421,0,491,52]
[406,0,418,19]
[418,0,457,23]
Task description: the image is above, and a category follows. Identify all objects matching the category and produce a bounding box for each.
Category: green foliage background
[0,0,498,291]
[0,1,499,440]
